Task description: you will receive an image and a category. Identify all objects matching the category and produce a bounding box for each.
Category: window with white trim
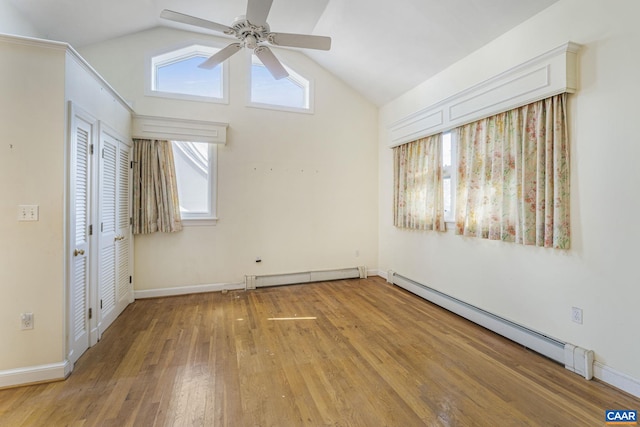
[248,55,312,112]
[171,141,217,225]
[148,44,228,103]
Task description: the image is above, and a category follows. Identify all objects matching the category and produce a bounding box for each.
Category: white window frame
[171,141,218,226]
[442,131,456,225]
[247,54,314,114]
[145,43,229,104]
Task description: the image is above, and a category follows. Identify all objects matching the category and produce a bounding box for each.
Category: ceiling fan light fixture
[244,34,258,49]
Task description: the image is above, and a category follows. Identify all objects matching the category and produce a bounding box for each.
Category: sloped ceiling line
[9,0,559,106]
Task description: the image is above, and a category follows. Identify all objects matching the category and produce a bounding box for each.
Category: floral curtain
[393,134,445,231]
[455,94,570,248]
[132,139,183,234]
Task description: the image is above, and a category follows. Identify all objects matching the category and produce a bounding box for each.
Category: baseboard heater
[245,266,367,289]
[387,271,594,380]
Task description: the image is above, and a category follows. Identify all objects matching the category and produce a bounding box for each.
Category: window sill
[145,90,228,104]
[181,218,218,227]
[247,101,313,115]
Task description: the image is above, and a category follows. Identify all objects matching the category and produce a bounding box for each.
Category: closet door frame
[97,122,133,339]
[116,138,134,312]
[66,103,134,369]
[66,102,99,368]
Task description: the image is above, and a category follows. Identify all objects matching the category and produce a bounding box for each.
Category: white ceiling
[10,0,558,106]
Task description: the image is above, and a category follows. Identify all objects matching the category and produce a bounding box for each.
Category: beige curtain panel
[393,134,445,231]
[132,139,183,234]
[455,94,570,249]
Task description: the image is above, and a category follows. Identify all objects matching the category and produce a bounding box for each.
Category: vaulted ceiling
[10,0,558,105]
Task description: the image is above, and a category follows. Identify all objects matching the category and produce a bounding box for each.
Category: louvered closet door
[98,127,133,337]
[115,141,132,313]
[68,107,93,365]
[98,129,119,335]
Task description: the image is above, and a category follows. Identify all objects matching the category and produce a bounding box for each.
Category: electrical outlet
[21,313,34,330]
[571,307,583,324]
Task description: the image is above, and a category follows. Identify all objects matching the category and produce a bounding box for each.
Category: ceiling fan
[160,0,332,80]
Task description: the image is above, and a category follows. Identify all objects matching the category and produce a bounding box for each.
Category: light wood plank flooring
[1,277,638,426]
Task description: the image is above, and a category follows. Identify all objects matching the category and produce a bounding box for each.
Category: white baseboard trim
[134,281,245,299]
[388,271,566,364]
[136,269,380,299]
[594,361,640,398]
[0,360,70,389]
[372,269,387,280]
[387,270,640,398]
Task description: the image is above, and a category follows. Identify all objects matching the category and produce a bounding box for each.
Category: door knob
[73,248,85,256]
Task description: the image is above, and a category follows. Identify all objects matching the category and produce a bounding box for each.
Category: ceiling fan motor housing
[231,15,270,49]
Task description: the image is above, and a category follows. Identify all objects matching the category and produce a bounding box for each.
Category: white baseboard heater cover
[245,266,367,290]
[388,271,594,380]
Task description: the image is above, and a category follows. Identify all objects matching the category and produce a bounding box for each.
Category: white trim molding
[387,271,640,398]
[0,360,70,389]
[388,41,581,147]
[594,361,640,398]
[389,271,567,364]
[133,115,228,144]
[134,281,245,299]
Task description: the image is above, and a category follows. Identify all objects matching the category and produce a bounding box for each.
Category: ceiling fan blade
[160,9,234,34]
[267,33,331,51]
[246,0,273,27]
[199,43,242,69]
[254,46,289,80]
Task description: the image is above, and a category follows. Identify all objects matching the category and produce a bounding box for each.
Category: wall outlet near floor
[571,307,583,324]
[21,313,34,330]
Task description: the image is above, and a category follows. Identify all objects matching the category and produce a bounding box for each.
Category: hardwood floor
[1,277,638,426]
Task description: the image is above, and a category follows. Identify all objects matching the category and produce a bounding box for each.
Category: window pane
[251,63,306,108]
[442,132,452,168]
[172,141,210,215]
[156,56,222,98]
[443,177,452,217]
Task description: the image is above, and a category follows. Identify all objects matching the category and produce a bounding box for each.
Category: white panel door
[98,128,118,335]
[68,104,94,366]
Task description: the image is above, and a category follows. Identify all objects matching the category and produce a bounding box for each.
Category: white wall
[0,0,41,38]
[79,27,379,292]
[0,40,66,370]
[0,36,132,379]
[379,0,640,388]
[65,53,132,139]
[0,18,62,378]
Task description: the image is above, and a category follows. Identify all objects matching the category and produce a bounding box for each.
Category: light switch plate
[18,205,39,221]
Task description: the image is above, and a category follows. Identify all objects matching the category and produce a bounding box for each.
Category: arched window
[147,44,228,103]
[249,55,312,113]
